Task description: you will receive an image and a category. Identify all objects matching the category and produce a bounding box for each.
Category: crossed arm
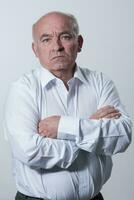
[38,76,132,155]
[38,106,121,138]
[5,79,132,169]
[38,103,131,155]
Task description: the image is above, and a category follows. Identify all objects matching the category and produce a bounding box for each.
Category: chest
[38,83,98,120]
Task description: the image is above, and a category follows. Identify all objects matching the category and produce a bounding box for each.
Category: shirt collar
[40,67,56,88]
[40,65,87,88]
[73,65,87,84]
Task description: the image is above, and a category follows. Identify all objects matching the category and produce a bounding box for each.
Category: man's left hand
[38,116,61,138]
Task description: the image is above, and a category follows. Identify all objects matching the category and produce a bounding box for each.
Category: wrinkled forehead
[33,14,74,40]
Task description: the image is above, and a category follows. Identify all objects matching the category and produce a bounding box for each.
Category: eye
[61,34,72,41]
[41,38,51,43]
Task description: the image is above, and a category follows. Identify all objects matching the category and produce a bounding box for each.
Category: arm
[4,82,79,169]
[57,78,132,155]
[38,106,121,137]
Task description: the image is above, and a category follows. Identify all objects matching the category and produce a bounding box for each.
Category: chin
[51,64,69,71]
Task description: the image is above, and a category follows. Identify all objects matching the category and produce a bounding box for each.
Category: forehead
[34,14,73,36]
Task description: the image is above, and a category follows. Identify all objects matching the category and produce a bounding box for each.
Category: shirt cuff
[58,116,79,141]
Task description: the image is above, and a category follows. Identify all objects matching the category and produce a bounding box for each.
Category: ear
[77,35,83,53]
[32,42,39,57]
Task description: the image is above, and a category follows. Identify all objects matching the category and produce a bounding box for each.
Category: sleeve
[4,82,79,169]
[58,76,132,156]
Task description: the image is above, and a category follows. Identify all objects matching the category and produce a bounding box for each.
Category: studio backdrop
[0,1,133,200]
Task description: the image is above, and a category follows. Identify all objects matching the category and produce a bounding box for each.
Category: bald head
[32,11,79,42]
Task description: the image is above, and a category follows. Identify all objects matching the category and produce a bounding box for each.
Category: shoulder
[79,66,113,87]
[11,68,40,92]
[7,68,41,103]
[5,69,40,122]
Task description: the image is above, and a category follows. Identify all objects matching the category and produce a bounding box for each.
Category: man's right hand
[90,105,121,120]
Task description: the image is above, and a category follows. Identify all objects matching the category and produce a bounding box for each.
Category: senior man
[4,11,132,200]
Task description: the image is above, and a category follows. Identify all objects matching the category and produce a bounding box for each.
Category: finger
[96,106,115,117]
[102,110,119,117]
[38,125,42,133]
[98,108,119,118]
[104,113,121,119]
[38,123,42,131]
[98,106,115,112]
[102,107,118,113]
[39,130,48,136]
[38,126,47,133]
[38,121,44,127]
[90,106,120,120]
[38,121,48,132]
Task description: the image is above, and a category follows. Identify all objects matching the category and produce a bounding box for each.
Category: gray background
[0,0,133,199]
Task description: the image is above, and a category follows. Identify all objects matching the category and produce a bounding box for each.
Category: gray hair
[64,12,79,36]
[32,11,79,41]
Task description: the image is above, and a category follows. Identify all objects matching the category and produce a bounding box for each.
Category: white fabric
[4,66,132,200]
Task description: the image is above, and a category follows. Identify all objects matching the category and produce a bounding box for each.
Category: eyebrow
[40,34,51,41]
[39,31,73,41]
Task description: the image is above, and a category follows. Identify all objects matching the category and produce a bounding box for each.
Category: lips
[52,55,65,60]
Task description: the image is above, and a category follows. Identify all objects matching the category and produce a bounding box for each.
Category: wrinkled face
[32,14,83,74]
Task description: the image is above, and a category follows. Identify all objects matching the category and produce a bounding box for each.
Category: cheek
[66,44,78,55]
[38,47,49,59]
[36,48,50,65]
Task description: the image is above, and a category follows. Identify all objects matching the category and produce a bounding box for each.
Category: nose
[52,38,64,52]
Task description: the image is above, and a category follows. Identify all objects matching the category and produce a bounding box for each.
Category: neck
[50,66,76,89]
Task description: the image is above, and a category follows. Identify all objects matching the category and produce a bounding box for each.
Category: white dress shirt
[4,66,132,200]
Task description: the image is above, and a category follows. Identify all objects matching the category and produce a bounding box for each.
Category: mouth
[51,55,65,60]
